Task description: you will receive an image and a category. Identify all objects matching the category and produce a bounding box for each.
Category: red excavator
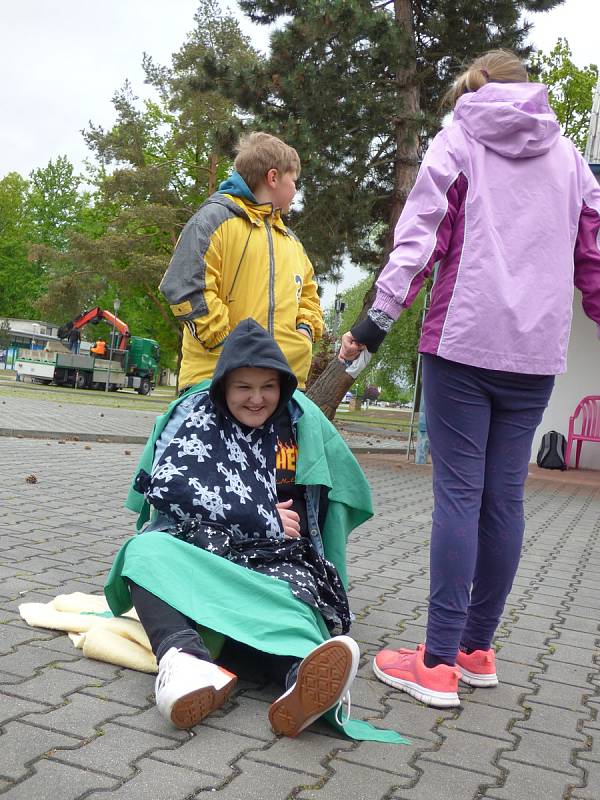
[44,306,160,394]
[58,307,131,350]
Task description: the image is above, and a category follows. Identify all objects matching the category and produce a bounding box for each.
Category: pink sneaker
[373,644,460,708]
[456,648,498,687]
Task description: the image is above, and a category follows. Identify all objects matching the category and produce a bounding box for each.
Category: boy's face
[265,169,298,214]
[225,367,281,427]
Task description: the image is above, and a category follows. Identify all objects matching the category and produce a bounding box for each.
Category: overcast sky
[1,0,597,305]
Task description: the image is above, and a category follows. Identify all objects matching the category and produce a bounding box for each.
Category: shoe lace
[334,691,352,726]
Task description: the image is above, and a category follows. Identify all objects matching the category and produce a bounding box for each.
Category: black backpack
[536,431,567,470]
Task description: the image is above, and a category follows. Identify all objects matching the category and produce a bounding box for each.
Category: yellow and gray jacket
[160,172,324,389]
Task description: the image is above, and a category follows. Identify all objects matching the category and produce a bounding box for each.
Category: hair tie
[480,69,490,80]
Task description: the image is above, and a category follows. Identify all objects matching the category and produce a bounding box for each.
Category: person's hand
[276,499,301,538]
[297,327,312,340]
[338,331,366,363]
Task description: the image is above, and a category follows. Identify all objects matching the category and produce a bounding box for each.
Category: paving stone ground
[1,396,600,799]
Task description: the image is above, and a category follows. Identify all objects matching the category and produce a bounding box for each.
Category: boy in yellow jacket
[160,132,324,391]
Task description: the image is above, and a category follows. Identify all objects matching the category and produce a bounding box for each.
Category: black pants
[128,581,299,688]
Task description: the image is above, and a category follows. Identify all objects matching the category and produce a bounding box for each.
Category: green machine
[16,307,160,395]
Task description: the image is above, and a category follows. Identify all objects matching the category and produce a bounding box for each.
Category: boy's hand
[276,499,301,538]
[338,331,366,362]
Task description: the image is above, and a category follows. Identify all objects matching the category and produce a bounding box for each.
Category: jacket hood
[218,171,258,203]
[453,82,560,158]
[210,318,298,423]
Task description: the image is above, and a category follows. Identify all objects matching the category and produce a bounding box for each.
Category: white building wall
[532,296,600,469]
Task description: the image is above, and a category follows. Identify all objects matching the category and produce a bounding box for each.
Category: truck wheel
[137,378,151,395]
[75,373,89,390]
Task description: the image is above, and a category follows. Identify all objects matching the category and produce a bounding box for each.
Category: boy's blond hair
[443,49,528,108]
[234,132,301,191]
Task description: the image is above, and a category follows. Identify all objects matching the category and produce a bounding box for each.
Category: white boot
[155,647,237,729]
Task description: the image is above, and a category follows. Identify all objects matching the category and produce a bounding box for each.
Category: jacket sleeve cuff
[297,313,323,341]
[199,324,230,350]
[373,290,403,319]
[350,316,387,353]
[296,322,314,341]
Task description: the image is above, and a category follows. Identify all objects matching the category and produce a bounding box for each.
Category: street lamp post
[105,297,121,393]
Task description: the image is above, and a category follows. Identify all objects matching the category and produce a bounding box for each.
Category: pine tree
[223,0,565,416]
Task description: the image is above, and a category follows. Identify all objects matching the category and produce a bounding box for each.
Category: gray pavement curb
[0,428,148,444]
[0,426,407,453]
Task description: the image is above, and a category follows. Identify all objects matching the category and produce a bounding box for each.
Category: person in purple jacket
[339,49,600,709]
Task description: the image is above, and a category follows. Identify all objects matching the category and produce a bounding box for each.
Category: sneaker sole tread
[269,639,358,737]
[170,678,236,729]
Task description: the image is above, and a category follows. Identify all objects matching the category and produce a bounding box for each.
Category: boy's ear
[265,168,278,188]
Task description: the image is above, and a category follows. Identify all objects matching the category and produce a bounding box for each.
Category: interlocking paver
[489,658,541,689]
[528,680,596,712]
[0,757,116,798]
[538,661,596,689]
[82,670,155,709]
[493,642,542,666]
[0,692,49,725]
[416,728,504,778]
[466,682,529,712]
[389,761,494,799]
[451,700,520,741]
[0,720,82,781]
[0,665,103,705]
[50,721,178,779]
[515,699,589,739]
[297,760,406,800]
[0,407,599,798]
[153,726,271,777]
[20,691,139,738]
[248,729,355,777]
[365,695,456,742]
[500,728,584,776]
[484,760,576,799]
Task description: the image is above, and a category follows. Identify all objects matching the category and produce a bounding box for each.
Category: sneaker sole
[372,659,460,708]
[170,676,237,730]
[269,637,359,737]
[459,667,498,687]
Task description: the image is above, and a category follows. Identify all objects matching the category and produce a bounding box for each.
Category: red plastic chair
[565,395,600,469]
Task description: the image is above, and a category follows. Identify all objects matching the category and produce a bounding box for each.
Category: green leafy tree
[228,0,565,417]
[0,159,93,321]
[529,38,598,153]
[0,172,43,318]
[27,156,88,249]
[33,0,260,370]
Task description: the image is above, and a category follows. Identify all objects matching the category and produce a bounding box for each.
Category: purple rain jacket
[372,82,600,375]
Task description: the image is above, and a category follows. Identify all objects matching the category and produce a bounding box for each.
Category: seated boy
[104,319,372,736]
[159,132,323,392]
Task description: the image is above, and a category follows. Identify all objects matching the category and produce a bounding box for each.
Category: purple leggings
[422,355,554,663]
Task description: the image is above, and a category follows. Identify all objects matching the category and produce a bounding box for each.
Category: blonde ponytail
[443,49,528,109]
